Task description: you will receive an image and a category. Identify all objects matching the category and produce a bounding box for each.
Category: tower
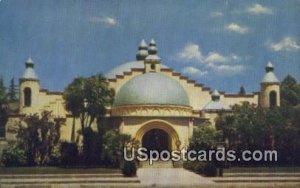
[19,57,40,114]
[144,39,161,73]
[259,62,280,108]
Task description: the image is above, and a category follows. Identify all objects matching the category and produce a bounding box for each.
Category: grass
[0,167,121,174]
[224,167,300,173]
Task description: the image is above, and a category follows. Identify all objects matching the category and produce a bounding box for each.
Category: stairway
[139,160,174,168]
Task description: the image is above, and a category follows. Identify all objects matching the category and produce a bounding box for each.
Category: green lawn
[0,167,120,174]
[224,167,300,173]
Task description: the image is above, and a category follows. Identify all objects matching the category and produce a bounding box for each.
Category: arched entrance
[135,120,180,151]
[142,129,170,152]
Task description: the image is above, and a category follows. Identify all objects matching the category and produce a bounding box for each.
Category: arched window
[151,64,155,70]
[24,87,32,107]
[269,91,277,107]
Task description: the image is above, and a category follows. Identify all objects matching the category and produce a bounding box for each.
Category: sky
[0,0,299,93]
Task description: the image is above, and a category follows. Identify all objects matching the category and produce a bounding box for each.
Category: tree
[63,74,114,166]
[280,75,300,107]
[102,129,131,168]
[189,122,219,151]
[0,76,8,137]
[63,74,114,142]
[8,78,17,102]
[239,86,246,95]
[17,111,64,166]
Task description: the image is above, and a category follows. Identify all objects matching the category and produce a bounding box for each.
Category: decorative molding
[112,105,193,117]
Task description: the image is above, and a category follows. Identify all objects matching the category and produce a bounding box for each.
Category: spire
[265,61,274,72]
[136,39,148,61]
[211,89,220,101]
[148,38,157,55]
[25,57,34,68]
[21,57,39,80]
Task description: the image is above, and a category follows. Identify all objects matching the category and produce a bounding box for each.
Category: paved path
[137,168,215,186]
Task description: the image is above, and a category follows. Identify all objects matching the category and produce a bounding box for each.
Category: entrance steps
[139,160,174,168]
[0,173,140,188]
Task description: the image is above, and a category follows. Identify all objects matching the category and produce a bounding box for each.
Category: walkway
[137,168,215,187]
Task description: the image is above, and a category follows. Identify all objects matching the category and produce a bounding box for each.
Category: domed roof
[21,57,39,80]
[203,89,230,111]
[113,72,190,107]
[105,61,168,79]
[261,62,279,83]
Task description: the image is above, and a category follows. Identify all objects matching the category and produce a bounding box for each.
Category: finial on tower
[148,38,157,55]
[25,57,34,68]
[265,61,274,72]
[136,39,149,61]
[212,89,220,101]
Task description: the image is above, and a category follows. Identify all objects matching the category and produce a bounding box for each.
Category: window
[151,64,155,70]
[269,91,277,107]
[24,87,32,107]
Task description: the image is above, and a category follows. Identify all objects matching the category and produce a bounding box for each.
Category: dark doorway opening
[142,129,170,154]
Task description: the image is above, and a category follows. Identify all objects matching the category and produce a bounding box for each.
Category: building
[1,39,280,153]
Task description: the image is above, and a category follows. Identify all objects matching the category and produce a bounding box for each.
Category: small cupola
[211,89,220,101]
[21,57,39,81]
[144,38,161,73]
[203,89,230,111]
[136,39,148,61]
[261,61,279,84]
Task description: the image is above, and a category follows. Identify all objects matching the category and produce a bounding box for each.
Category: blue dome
[113,72,190,107]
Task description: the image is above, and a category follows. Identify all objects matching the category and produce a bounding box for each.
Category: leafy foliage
[82,127,103,166]
[59,141,79,167]
[189,122,219,151]
[239,86,246,95]
[63,74,114,131]
[0,76,8,137]
[1,142,26,167]
[121,160,137,177]
[216,85,300,166]
[17,111,64,166]
[280,75,300,107]
[102,129,131,168]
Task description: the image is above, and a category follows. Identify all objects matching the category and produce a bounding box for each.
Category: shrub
[122,160,137,177]
[60,141,79,167]
[194,162,206,174]
[183,161,196,171]
[203,162,217,177]
[103,130,131,168]
[82,127,103,166]
[1,142,26,167]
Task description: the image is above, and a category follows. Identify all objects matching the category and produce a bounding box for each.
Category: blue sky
[0,0,299,93]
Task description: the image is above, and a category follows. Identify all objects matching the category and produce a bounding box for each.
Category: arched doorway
[135,120,180,151]
[142,129,170,152]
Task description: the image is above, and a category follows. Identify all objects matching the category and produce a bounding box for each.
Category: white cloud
[225,23,248,34]
[209,64,246,74]
[90,16,117,26]
[270,37,300,52]
[246,4,273,15]
[205,52,240,64]
[182,66,208,76]
[210,11,223,18]
[178,43,204,62]
[177,43,245,75]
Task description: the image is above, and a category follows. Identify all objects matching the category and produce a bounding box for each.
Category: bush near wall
[121,160,137,177]
[0,142,26,167]
[59,141,79,167]
[183,161,217,177]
